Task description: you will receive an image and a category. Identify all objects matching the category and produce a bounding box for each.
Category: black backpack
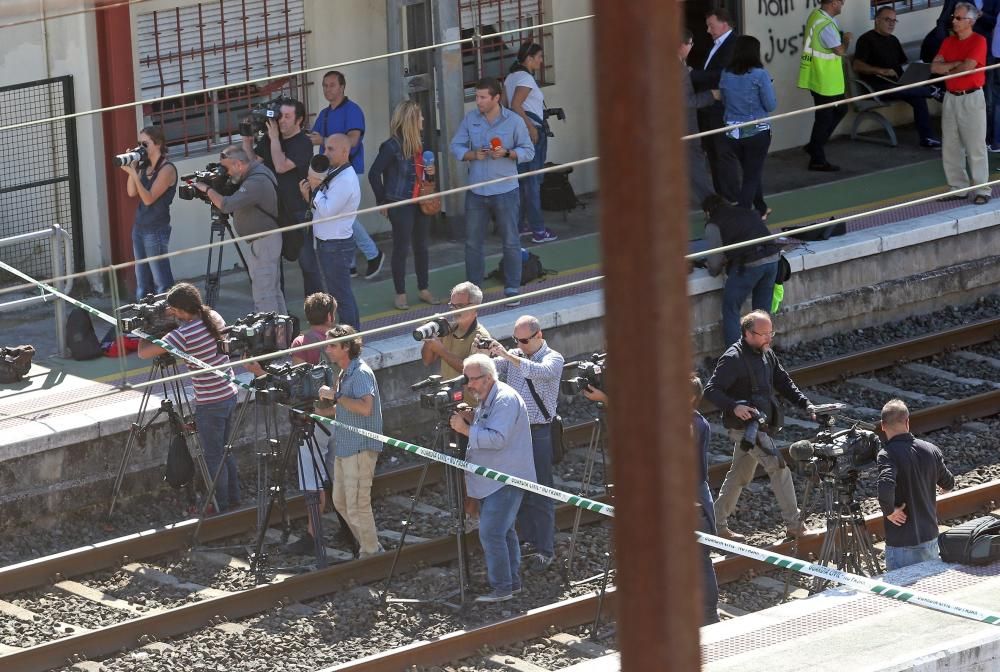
[66,307,103,360]
[938,516,1000,565]
[491,251,555,286]
[540,163,584,213]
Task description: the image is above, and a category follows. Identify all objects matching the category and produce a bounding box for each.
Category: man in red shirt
[932,2,991,204]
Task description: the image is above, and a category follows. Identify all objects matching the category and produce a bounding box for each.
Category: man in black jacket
[702,195,780,348]
[705,310,816,541]
[877,399,955,570]
[689,7,739,201]
[682,30,717,208]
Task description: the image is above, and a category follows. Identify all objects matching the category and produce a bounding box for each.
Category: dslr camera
[178,163,237,203]
[412,373,467,412]
[254,362,333,406]
[113,145,149,169]
[561,352,606,395]
[412,316,455,341]
[218,312,299,358]
[116,294,178,337]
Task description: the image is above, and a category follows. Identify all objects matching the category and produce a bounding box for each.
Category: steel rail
[329,480,1000,672]
[0,503,606,672]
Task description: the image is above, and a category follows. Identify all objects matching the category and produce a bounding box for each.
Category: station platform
[564,558,1000,672]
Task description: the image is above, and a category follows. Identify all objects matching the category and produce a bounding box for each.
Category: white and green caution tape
[698,531,1000,627]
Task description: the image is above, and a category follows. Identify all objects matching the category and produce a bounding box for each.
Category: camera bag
[526,379,565,464]
[0,345,35,383]
[938,516,1000,565]
[491,251,555,286]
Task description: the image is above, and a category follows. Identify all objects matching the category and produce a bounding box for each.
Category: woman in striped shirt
[138,283,241,512]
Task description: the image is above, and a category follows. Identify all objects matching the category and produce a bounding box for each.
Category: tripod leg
[109,366,161,517]
[380,462,431,604]
[590,550,614,641]
[446,466,470,605]
[226,222,251,277]
[565,418,602,585]
[204,224,225,308]
[304,490,327,568]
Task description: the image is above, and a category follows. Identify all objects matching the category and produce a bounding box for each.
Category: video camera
[412,373,467,412]
[412,316,454,342]
[116,294,178,336]
[561,353,606,395]
[113,145,148,169]
[178,163,237,203]
[218,312,299,359]
[254,362,333,406]
[239,96,290,143]
[790,406,881,481]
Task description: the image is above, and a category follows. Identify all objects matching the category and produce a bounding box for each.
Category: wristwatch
[504,149,511,158]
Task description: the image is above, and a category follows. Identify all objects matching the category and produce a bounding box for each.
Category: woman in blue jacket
[720,35,777,220]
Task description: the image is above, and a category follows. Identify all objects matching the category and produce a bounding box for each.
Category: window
[871,0,944,16]
[135,0,310,156]
[458,0,554,92]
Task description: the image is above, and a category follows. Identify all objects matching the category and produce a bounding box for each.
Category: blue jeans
[196,396,240,512]
[518,128,547,234]
[315,237,360,329]
[297,224,325,298]
[465,189,521,295]
[722,260,778,348]
[479,485,524,595]
[353,219,378,261]
[132,227,174,299]
[885,538,939,571]
[516,424,555,557]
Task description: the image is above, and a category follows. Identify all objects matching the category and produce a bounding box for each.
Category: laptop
[876,62,932,88]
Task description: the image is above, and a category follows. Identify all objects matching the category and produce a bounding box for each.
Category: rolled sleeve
[450,117,473,162]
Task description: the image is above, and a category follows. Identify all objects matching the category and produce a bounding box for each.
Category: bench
[845,40,928,147]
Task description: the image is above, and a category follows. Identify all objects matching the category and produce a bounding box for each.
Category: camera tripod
[562,410,611,586]
[109,354,217,517]
[589,482,616,641]
[204,207,250,308]
[380,410,471,609]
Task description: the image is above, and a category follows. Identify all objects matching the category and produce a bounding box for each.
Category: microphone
[789,440,814,462]
[422,150,435,166]
[490,137,503,151]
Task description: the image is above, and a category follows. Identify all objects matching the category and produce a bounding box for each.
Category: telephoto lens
[113,146,147,167]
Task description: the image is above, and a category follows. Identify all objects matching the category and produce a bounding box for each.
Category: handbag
[526,378,565,464]
[418,179,442,216]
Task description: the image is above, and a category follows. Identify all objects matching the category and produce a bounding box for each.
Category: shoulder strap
[525,378,552,421]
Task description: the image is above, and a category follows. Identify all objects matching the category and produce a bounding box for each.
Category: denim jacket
[368,136,416,205]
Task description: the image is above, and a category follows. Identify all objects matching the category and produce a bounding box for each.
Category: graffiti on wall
[756,0,823,64]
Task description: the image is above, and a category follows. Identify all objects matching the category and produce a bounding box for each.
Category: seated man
[853,6,942,148]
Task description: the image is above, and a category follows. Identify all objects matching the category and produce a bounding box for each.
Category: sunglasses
[515,330,539,345]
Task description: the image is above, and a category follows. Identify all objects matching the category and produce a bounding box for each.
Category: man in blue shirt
[309,70,384,280]
[451,353,536,603]
[450,77,535,306]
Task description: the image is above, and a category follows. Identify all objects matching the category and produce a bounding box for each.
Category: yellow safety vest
[798,9,845,96]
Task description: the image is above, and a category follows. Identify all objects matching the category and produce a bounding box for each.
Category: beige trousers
[713,430,800,530]
[333,450,380,554]
[942,89,990,198]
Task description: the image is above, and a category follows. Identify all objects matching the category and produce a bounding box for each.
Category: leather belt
[948,87,982,96]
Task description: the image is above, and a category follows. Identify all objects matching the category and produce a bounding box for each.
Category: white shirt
[504,70,545,120]
[311,165,360,240]
[705,29,734,67]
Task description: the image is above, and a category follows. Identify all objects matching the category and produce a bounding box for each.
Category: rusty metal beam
[595,0,698,669]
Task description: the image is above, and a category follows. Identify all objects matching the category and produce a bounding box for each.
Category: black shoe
[284,534,317,555]
[808,161,840,172]
[350,266,358,278]
[364,251,385,279]
[525,553,554,572]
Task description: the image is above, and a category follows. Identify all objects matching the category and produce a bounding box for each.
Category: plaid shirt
[494,341,564,425]
[329,356,384,458]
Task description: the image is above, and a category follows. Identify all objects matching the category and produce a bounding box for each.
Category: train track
[2,317,999,671]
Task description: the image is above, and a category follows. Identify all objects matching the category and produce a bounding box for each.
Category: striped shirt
[494,341,564,425]
[162,312,238,404]
[330,356,384,458]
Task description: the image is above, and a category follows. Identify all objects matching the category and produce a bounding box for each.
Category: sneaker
[364,250,385,279]
[474,590,513,603]
[920,137,942,149]
[349,266,358,278]
[511,584,523,595]
[930,86,945,103]
[716,528,747,543]
[519,227,533,238]
[504,295,521,307]
[283,534,317,555]
[530,228,558,244]
[989,143,1000,153]
[358,543,386,560]
[526,553,554,571]
[807,161,840,172]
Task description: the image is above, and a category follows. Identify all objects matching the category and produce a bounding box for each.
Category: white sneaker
[475,590,513,603]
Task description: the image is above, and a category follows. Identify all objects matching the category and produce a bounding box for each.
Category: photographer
[137,283,241,512]
[243,97,321,298]
[877,399,955,570]
[705,310,815,541]
[421,282,491,404]
[483,315,564,570]
[450,353,536,603]
[121,125,177,299]
[195,145,287,315]
[313,325,384,558]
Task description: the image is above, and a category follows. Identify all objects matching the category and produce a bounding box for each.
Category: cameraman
[121,125,177,299]
[484,315,564,571]
[195,145,287,315]
[313,324,385,559]
[421,282,491,403]
[877,399,955,570]
[137,283,241,512]
[705,310,815,541]
[243,97,321,298]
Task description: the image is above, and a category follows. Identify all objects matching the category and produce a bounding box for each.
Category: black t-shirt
[265,131,313,222]
[854,30,908,89]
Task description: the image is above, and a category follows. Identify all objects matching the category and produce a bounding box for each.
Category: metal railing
[0,225,74,356]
